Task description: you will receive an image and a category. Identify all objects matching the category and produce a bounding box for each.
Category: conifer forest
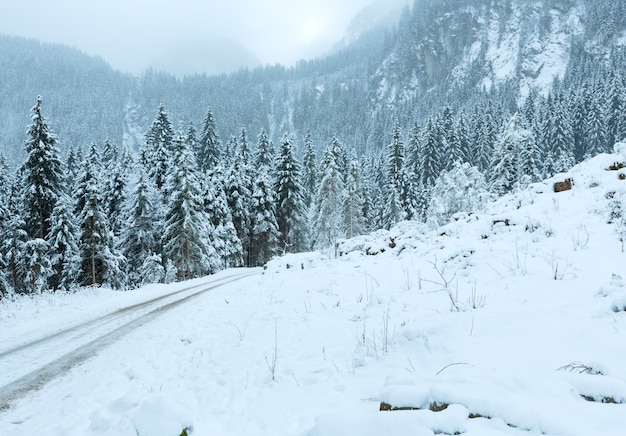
[1,0,626,296]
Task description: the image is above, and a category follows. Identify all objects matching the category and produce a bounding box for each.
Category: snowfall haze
[0,0,406,76]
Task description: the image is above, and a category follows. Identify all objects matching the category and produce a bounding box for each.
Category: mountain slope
[0,35,130,163]
[1,0,626,166]
[373,0,626,109]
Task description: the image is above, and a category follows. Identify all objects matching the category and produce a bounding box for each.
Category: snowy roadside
[0,151,625,435]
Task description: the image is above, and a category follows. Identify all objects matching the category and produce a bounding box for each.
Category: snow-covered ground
[2,149,626,435]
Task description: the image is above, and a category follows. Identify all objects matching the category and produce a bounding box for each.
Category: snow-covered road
[0,270,258,411]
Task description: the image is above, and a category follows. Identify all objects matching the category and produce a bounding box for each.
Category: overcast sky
[0,0,379,76]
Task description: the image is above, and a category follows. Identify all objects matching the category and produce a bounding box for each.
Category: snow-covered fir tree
[142,104,174,192]
[314,146,346,252]
[545,97,575,175]
[342,154,366,239]
[102,159,128,238]
[255,129,274,171]
[20,96,63,241]
[225,160,252,265]
[475,103,498,173]
[77,153,124,289]
[387,122,404,188]
[249,171,280,266]
[0,155,13,296]
[238,128,252,166]
[0,176,26,295]
[23,238,52,294]
[197,108,222,172]
[273,135,306,253]
[421,117,441,188]
[102,139,119,169]
[119,167,162,287]
[383,123,406,229]
[162,134,217,280]
[65,145,81,192]
[301,130,318,210]
[47,194,81,291]
[456,110,471,165]
[518,121,540,187]
[585,98,608,159]
[439,106,461,171]
[491,113,525,195]
[329,136,348,182]
[202,168,244,268]
[362,152,386,230]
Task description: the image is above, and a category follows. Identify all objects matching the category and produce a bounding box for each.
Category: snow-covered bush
[140,254,165,286]
[427,162,489,227]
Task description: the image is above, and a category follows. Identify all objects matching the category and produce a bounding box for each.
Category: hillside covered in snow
[1,144,625,435]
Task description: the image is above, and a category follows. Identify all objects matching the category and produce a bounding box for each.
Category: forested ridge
[1,0,626,296]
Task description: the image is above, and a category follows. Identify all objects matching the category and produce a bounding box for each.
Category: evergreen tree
[398,167,420,221]
[585,97,608,158]
[384,122,407,227]
[65,145,81,192]
[491,113,525,195]
[1,182,27,294]
[249,172,280,266]
[273,135,306,253]
[185,123,198,157]
[202,169,244,268]
[570,87,588,161]
[119,168,162,287]
[237,128,252,166]
[362,152,386,230]
[102,160,128,238]
[405,121,422,177]
[329,136,348,182]
[23,238,52,294]
[137,254,165,285]
[102,139,119,169]
[223,135,238,168]
[77,155,124,288]
[302,130,318,209]
[456,110,471,164]
[469,107,484,167]
[21,96,63,240]
[605,71,624,147]
[225,161,252,265]
[47,194,81,291]
[162,134,217,280]
[197,108,222,172]
[74,143,102,216]
[382,181,405,230]
[476,104,498,173]
[549,99,576,173]
[387,122,405,188]
[255,129,275,170]
[0,156,13,296]
[439,106,461,170]
[518,121,540,186]
[142,104,174,191]
[421,117,441,188]
[314,147,346,252]
[343,154,366,239]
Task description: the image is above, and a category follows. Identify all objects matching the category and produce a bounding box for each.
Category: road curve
[0,270,258,411]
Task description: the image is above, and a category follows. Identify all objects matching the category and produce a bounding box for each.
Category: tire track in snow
[0,272,248,359]
[0,271,258,411]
